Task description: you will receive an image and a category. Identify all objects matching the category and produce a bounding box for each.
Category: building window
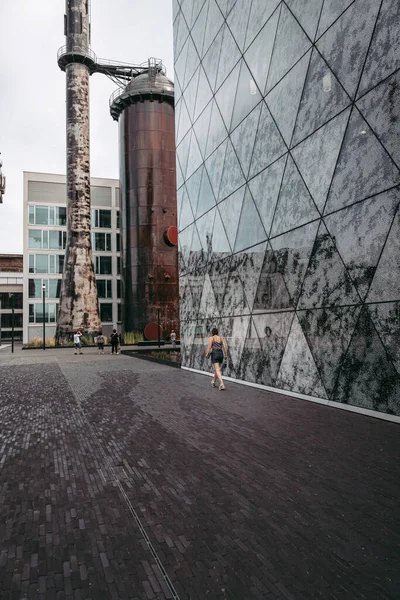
[116,210,120,229]
[117,303,122,322]
[28,205,66,226]
[116,279,121,298]
[28,229,66,250]
[29,254,64,274]
[91,232,111,252]
[97,279,112,299]
[117,257,121,275]
[28,279,61,299]
[28,303,58,323]
[100,303,113,322]
[0,292,23,309]
[1,313,23,328]
[95,256,112,275]
[116,233,120,252]
[91,209,112,228]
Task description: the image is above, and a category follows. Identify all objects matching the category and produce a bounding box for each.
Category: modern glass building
[173,0,400,420]
[23,172,121,342]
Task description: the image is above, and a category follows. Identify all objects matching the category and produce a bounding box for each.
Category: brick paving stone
[0,349,399,599]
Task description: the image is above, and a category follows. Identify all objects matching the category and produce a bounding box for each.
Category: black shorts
[211,350,224,364]
[98,343,104,350]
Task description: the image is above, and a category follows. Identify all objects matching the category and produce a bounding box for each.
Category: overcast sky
[0,0,174,254]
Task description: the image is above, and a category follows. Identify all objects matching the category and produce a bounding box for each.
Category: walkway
[0,348,398,599]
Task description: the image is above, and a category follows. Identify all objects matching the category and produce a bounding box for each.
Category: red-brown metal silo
[110,62,179,340]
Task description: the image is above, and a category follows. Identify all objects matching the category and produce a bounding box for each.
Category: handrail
[57,45,97,63]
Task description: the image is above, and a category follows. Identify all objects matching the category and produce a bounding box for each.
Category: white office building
[23,172,121,343]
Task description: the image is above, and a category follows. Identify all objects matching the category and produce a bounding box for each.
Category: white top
[170,332,176,341]
[73,333,81,344]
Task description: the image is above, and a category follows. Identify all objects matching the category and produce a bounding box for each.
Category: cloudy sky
[0,0,174,253]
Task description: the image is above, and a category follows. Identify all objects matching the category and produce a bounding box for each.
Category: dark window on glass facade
[95,256,112,275]
[91,209,112,228]
[100,303,113,322]
[116,233,120,252]
[117,303,122,322]
[92,232,111,252]
[28,279,61,299]
[116,210,120,229]
[0,292,23,309]
[117,279,121,298]
[117,257,121,275]
[1,313,23,328]
[97,279,112,299]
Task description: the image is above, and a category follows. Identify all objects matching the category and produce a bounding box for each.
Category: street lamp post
[42,284,46,350]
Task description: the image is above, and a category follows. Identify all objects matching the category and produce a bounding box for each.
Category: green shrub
[124,331,144,345]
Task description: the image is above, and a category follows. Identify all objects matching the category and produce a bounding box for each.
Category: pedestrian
[205,327,228,390]
[74,330,83,355]
[97,331,105,354]
[170,330,176,347]
[110,329,119,355]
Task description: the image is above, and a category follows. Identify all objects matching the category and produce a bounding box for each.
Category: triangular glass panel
[172,0,180,23]
[175,10,190,59]
[183,36,201,90]
[270,220,319,307]
[367,206,400,303]
[291,108,350,212]
[235,242,268,313]
[210,207,231,256]
[252,312,294,384]
[316,0,381,99]
[221,315,251,377]
[237,318,269,385]
[252,242,292,312]
[187,269,207,320]
[248,155,286,236]
[324,189,400,300]
[180,278,195,322]
[331,308,400,415]
[215,25,242,91]
[193,99,212,159]
[178,223,194,273]
[194,66,213,122]
[173,10,181,55]
[286,0,324,41]
[234,187,267,252]
[198,272,221,319]
[196,166,216,218]
[218,139,246,202]
[185,166,203,220]
[188,225,205,273]
[357,70,400,168]
[276,313,328,399]
[249,102,287,179]
[179,186,195,231]
[216,186,245,251]
[226,0,252,52]
[298,305,361,397]
[325,108,400,214]
[191,0,209,59]
[297,221,360,309]
[358,0,400,97]
[317,0,354,38]
[174,39,188,91]
[216,0,230,17]
[196,208,217,263]
[222,256,251,316]
[177,97,193,143]
[203,0,224,56]
[174,73,182,106]
[181,0,194,29]
[204,139,228,202]
[368,302,400,376]
[205,99,228,158]
[270,155,319,237]
[184,66,200,122]
[186,130,203,180]
[177,184,185,225]
[230,104,262,178]
[292,48,351,145]
[176,128,191,181]
[245,0,281,51]
[243,8,280,95]
[180,320,197,366]
[230,61,263,132]
[208,255,232,314]
[202,25,224,93]
[266,3,311,92]
[214,61,241,133]
[191,0,207,33]
[266,49,311,146]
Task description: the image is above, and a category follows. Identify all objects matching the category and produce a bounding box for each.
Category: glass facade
[174,0,400,417]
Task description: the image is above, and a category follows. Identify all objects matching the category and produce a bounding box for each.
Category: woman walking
[206,327,228,390]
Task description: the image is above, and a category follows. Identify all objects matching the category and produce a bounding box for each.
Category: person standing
[206,327,228,390]
[97,331,105,354]
[170,330,176,347]
[110,329,119,355]
[74,330,83,355]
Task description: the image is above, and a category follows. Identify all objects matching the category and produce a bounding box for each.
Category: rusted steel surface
[57,0,101,337]
[119,99,180,338]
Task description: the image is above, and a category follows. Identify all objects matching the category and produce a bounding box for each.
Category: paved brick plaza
[0,347,398,599]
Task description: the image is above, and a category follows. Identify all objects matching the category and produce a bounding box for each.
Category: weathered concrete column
[56,0,101,338]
